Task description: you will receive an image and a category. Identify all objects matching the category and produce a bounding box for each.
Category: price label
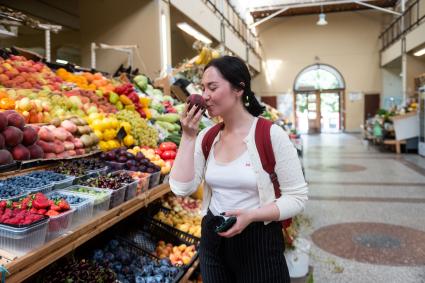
[116,127,127,141]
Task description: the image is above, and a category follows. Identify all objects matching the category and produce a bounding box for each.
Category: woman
[170,56,308,283]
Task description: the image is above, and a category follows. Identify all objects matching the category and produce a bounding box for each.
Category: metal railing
[379,0,425,50]
[204,0,260,57]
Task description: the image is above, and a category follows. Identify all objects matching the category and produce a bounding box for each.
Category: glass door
[320,92,341,133]
[295,91,320,133]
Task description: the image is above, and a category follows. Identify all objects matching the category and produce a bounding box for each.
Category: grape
[116,110,158,147]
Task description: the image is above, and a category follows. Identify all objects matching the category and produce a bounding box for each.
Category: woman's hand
[180,104,204,139]
[218,209,254,238]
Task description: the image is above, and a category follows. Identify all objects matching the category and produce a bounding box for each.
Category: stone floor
[301,134,425,283]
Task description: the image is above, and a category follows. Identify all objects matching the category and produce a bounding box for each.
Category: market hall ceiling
[250,0,398,19]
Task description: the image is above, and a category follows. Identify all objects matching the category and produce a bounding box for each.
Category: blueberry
[146,276,157,283]
[135,275,146,283]
[112,261,122,272]
[169,267,178,276]
[159,258,171,267]
[93,249,104,262]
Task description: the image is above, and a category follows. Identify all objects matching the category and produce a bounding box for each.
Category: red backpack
[201,117,293,238]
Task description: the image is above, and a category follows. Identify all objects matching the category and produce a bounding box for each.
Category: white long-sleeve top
[170,117,308,224]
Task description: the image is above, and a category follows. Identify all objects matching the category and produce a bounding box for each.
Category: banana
[195,47,208,65]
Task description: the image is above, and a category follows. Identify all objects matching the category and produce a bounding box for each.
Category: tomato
[160,150,176,160]
[154,148,163,155]
[159,142,177,151]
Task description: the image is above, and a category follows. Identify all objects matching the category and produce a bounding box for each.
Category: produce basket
[26,171,75,190]
[147,204,201,241]
[149,171,161,189]
[0,216,49,256]
[161,174,170,185]
[124,214,199,270]
[90,236,185,283]
[88,166,108,176]
[46,207,75,240]
[64,186,111,215]
[46,190,94,227]
[0,186,28,202]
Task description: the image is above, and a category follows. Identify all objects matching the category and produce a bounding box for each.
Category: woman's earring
[245,96,250,107]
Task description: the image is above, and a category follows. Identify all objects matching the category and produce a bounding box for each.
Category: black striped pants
[200,210,290,283]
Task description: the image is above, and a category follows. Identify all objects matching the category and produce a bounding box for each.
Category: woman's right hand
[180,104,204,139]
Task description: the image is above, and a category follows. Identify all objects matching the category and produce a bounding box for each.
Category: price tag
[116,127,127,141]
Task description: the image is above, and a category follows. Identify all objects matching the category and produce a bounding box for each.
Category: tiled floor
[301,134,425,283]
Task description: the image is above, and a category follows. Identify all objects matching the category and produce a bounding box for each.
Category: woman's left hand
[218,210,254,238]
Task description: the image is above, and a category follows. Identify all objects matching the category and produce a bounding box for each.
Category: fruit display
[4,175,52,189]
[0,203,46,226]
[101,148,161,174]
[127,145,173,175]
[80,173,132,191]
[92,239,181,283]
[155,241,196,266]
[116,109,158,148]
[162,195,202,214]
[56,68,116,94]
[0,55,62,91]
[65,88,117,114]
[67,186,110,198]
[129,171,151,194]
[86,112,125,151]
[114,83,150,118]
[0,184,26,200]
[36,117,99,159]
[42,258,116,283]
[61,157,107,172]
[0,90,16,110]
[47,191,87,206]
[25,170,69,184]
[0,111,45,162]
[17,192,71,217]
[154,209,201,238]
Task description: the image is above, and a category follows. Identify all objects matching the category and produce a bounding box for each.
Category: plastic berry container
[46,207,75,241]
[149,171,161,189]
[64,186,112,215]
[0,217,49,256]
[46,190,94,228]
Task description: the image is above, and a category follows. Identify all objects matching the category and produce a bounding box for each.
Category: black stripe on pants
[199,210,291,283]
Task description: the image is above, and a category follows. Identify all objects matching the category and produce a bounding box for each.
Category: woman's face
[201,67,242,118]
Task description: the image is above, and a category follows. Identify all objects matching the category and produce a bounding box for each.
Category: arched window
[294,64,345,91]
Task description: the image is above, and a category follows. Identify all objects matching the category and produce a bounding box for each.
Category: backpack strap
[202,122,224,160]
[255,118,293,232]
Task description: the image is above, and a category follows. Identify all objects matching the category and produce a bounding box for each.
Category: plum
[186,94,206,113]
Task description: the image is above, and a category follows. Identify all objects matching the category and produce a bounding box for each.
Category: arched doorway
[294,64,345,134]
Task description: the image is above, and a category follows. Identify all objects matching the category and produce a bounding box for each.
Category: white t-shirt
[205,147,260,216]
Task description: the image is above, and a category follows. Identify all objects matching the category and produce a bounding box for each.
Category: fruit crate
[0,216,49,256]
[64,186,112,215]
[46,207,75,240]
[107,185,126,208]
[126,214,200,270]
[149,171,161,189]
[147,205,201,242]
[46,190,94,228]
[89,235,185,283]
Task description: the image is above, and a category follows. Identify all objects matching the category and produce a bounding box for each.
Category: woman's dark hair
[204,56,265,117]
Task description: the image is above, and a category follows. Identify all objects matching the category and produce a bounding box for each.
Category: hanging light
[317,6,328,26]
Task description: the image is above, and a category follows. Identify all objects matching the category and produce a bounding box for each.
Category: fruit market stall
[0,47,208,282]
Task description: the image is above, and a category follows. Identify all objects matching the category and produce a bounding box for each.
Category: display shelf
[4,183,171,283]
[178,258,200,283]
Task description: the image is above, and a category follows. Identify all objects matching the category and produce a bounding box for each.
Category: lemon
[99,141,108,151]
[123,135,135,147]
[94,130,104,141]
[91,119,103,132]
[103,129,116,141]
[111,117,119,129]
[120,122,132,133]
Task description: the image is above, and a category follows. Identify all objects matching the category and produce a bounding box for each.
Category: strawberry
[0,201,7,209]
[30,207,39,214]
[38,209,47,215]
[12,202,20,209]
[33,194,49,209]
[45,210,60,217]
[50,203,61,212]
[58,199,70,211]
